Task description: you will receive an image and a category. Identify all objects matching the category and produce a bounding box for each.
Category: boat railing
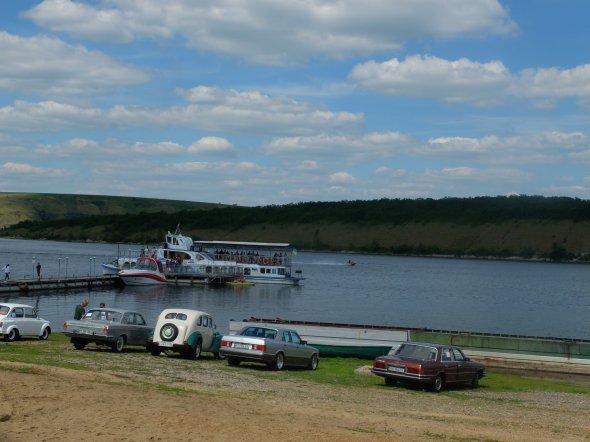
[165,264,242,278]
[212,253,290,267]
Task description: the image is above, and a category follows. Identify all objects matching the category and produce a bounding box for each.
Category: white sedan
[0,303,52,341]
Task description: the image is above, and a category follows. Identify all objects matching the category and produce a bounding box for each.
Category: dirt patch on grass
[1,352,590,441]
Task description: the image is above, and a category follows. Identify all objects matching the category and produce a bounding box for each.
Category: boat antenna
[174,224,181,234]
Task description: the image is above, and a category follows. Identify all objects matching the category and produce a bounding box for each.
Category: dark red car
[372,342,485,392]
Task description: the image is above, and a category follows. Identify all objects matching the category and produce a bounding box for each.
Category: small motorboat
[347,260,356,266]
[226,275,255,287]
[118,257,167,286]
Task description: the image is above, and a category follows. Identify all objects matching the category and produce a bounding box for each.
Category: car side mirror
[301,340,307,345]
[464,357,470,361]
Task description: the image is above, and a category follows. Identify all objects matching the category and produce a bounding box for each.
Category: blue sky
[1,0,589,206]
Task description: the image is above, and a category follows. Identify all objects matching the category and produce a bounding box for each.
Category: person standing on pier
[3,264,9,280]
[74,299,88,320]
[36,261,41,280]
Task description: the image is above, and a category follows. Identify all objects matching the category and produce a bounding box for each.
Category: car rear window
[240,327,277,339]
[396,344,437,361]
[164,312,187,320]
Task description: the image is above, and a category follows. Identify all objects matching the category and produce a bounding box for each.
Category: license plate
[160,341,174,347]
[233,343,251,349]
[388,366,405,373]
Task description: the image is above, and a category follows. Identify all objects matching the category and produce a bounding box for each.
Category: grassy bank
[1,333,588,395]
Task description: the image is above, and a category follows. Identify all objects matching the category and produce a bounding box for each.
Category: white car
[146,308,223,359]
[0,303,51,341]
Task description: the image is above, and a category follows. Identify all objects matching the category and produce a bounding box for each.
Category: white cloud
[25,0,516,66]
[350,55,590,108]
[187,137,236,155]
[35,138,100,156]
[296,160,320,171]
[0,31,148,98]
[350,55,512,105]
[427,166,527,183]
[0,161,67,177]
[132,142,184,155]
[0,89,363,135]
[425,132,590,163]
[518,65,590,103]
[263,132,411,160]
[329,172,357,184]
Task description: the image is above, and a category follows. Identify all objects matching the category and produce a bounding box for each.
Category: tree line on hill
[2,195,590,262]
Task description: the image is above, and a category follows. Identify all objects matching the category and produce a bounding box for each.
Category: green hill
[0,192,227,228]
[2,194,590,261]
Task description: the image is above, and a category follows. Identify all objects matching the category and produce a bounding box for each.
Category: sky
[0,0,589,206]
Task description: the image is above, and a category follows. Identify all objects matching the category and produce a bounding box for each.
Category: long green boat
[229,318,590,367]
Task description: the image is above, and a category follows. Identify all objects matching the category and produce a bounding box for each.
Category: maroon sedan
[372,342,485,392]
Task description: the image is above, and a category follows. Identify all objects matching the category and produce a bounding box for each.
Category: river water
[0,238,588,339]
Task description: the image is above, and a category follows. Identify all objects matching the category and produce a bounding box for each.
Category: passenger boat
[194,240,304,286]
[118,257,167,285]
[155,228,304,285]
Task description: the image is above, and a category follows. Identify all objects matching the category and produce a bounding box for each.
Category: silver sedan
[220,326,319,370]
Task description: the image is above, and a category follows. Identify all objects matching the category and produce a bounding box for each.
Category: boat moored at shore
[118,257,167,286]
[194,240,304,286]
[229,318,590,369]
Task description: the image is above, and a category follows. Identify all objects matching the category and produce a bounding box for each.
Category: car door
[452,348,473,381]
[289,331,310,366]
[281,330,296,365]
[441,347,459,383]
[22,307,39,335]
[123,313,148,346]
[10,307,26,334]
[200,315,213,349]
[133,313,151,344]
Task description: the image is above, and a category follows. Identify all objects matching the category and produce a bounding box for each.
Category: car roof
[240,325,300,334]
[402,342,459,349]
[159,308,211,316]
[0,303,35,309]
[87,308,137,314]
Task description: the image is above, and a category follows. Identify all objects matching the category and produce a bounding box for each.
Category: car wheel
[431,374,444,392]
[5,329,19,341]
[160,323,178,341]
[308,353,319,370]
[385,377,397,387]
[73,339,86,350]
[112,336,125,352]
[191,341,202,360]
[227,357,240,366]
[471,372,480,388]
[150,346,161,356]
[271,352,285,371]
[39,327,51,340]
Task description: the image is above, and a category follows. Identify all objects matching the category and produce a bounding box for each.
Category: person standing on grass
[74,299,88,320]
[3,264,9,281]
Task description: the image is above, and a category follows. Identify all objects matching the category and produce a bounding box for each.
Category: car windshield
[240,326,277,339]
[0,305,9,315]
[395,344,438,361]
[84,309,122,322]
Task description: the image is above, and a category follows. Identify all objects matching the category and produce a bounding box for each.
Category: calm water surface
[1,238,588,339]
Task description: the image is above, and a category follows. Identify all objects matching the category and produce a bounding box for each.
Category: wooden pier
[0,275,120,293]
[0,272,238,293]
